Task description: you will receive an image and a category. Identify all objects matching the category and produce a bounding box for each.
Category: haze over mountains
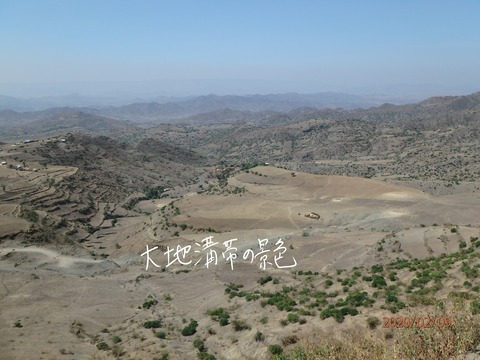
[1,90,479,141]
[0,91,420,113]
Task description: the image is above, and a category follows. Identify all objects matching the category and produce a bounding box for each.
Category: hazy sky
[1,0,479,97]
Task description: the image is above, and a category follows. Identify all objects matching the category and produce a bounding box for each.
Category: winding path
[0,246,106,268]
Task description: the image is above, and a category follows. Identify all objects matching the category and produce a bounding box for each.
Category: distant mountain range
[92,93,391,121]
[0,94,188,112]
[0,92,413,114]
[1,91,480,142]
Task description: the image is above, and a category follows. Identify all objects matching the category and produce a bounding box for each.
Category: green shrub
[193,337,206,352]
[160,353,169,360]
[372,275,387,288]
[144,186,165,199]
[345,291,374,307]
[181,319,198,336]
[255,331,265,342]
[13,320,22,328]
[258,275,273,285]
[320,307,358,323]
[22,208,39,222]
[144,320,162,329]
[207,307,230,326]
[216,316,228,326]
[471,300,480,315]
[268,344,283,355]
[55,218,68,228]
[340,307,359,317]
[197,352,216,360]
[156,331,166,339]
[96,342,110,351]
[389,272,397,281]
[112,335,122,344]
[225,283,244,294]
[143,299,158,309]
[232,319,250,331]
[386,294,398,303]
[287,313,299,323]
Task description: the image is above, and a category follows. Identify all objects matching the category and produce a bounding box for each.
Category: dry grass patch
[279,310,480,359]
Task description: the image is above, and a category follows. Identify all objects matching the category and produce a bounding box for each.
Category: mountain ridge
[1,90,480,142]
